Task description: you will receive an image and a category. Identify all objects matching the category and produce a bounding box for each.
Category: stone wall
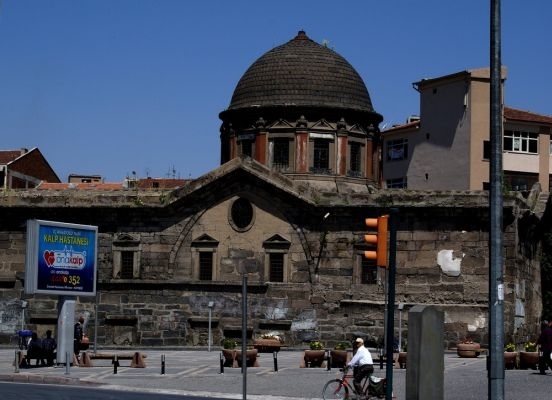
[0,178,543,349]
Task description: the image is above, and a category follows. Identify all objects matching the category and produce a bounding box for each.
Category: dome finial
[296,30,308,40]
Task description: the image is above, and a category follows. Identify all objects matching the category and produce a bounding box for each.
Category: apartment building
[382,67,552,192]
[0,148,60,189]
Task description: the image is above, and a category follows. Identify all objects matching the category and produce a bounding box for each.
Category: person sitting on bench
[25,332,45,367]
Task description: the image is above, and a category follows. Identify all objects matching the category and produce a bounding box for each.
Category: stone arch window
[112,234,141,279]
[263,234,291,282]
[191,234,219,281]
[229,197,255,232]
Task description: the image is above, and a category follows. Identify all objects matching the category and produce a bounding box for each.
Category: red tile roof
[37,179,190,191]
[37,182,125,190]
[382,107,552,134]
[504,107,552,124]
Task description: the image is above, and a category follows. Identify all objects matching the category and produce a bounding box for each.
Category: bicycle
[322,366,386,399]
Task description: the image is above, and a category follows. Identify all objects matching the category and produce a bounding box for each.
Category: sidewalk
[2,347,547,399]
[0,347,401,399]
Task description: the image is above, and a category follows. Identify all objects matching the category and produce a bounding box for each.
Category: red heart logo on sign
[43,251,55,267]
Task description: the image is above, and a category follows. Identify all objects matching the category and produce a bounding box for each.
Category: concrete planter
[504,351,517,369]
[519,351,539,370]
[253,339,282,353]
[329,350,350,368]
[221,349,236,367]
[398,351,408,368]
[301,350,326,368]
[236,349,259,368]
[457,343,481,358]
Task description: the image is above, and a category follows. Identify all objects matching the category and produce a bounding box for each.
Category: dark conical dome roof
[227,31,376,112]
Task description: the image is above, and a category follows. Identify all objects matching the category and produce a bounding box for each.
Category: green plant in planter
[309,340,324,350]
[334,341,349,351]
[222,338,237,349]
[504,343,516,352]
[524,341,537,352]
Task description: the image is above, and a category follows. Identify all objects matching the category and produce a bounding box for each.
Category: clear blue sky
[1,1,550,182]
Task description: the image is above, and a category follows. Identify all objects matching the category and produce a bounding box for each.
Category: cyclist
[346,337,374,398]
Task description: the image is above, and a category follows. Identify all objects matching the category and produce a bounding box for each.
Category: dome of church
[227,31,377,113]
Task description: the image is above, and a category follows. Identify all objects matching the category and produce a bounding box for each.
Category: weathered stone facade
[0,158,543,349]
[0,31,546,350]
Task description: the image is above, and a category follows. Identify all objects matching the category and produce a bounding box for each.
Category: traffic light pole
[384,208,398,400]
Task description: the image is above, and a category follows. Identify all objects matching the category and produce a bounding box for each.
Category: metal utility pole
[242,274,248,400]
[385,208,398,400]
[489,0,505,398]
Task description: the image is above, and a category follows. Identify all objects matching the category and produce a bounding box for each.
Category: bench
[14,350,46,368]
[83,351,147,367]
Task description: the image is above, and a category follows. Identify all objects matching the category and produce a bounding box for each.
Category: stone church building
[0,31,544,349]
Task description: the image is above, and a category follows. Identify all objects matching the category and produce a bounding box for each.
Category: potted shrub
[222,338,237,349]
[221,338,237,367]
[457,338,481,358]
[302,340,326,368]
[520,341,539,369]
[310,340,324,350]
[524,341,537,352]
[504,343,517,369]
[330,341,350,368]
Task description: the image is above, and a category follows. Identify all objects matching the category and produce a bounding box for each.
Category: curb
[0,372,104,387]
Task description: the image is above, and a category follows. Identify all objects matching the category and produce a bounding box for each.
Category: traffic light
[364,215,389,267]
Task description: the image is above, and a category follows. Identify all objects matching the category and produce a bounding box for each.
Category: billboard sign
[25,220,97,296]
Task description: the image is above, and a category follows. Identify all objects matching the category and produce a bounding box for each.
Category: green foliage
[309,340,324,350]
[222,338,237,349]
[504,343,516,352]
[334,341,349,350]
[524,342,537,352]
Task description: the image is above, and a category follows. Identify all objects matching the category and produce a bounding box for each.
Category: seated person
[25,332,45,367]
[42,330,57,366]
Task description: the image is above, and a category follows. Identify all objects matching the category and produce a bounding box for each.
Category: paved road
[1,382,226,400]
[1,348,551,399]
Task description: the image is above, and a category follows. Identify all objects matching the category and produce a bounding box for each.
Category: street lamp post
[242,273,248,400]
[398,302,404,352]
[20,300,28,331]
[208,301,214,352]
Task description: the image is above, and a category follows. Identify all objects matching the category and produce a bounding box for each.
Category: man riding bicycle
[346,337,374,397]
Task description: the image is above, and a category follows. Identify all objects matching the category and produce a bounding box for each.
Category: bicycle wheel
[322,379,349,399]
